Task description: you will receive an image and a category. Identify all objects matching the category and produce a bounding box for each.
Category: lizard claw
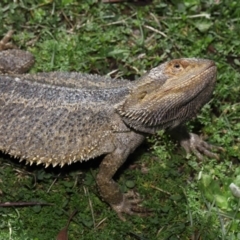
[180,133,223,160]
[111,191,151,221]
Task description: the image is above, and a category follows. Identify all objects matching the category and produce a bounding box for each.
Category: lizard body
[0,31,220,219]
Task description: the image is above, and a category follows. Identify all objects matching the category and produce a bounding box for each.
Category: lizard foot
[111,191,151,221]
[180,133,224,161]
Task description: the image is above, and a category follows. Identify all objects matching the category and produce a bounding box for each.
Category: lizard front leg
[168,125,223,160]
[96,132,145,221]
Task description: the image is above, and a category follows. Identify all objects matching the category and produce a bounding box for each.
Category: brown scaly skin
[0,32,221,220]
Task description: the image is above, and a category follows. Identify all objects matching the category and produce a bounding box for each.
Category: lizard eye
[174,63,181,68]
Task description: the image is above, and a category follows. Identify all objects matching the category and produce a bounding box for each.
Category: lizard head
[116,58,217,133]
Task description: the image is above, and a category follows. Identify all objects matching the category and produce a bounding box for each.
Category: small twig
[150,185,171,195]
[47,173,61,193]
[160,13,211,20]
[0,202,53,207]
[95,217,108,229]
[61,10,74,29]
[84,186,96,228]
[107,69,119,76]
[104,13,137,27]
[64,210,78,231]
[143,25,167,38]
[150,12,161,27]
[105,20,127,26]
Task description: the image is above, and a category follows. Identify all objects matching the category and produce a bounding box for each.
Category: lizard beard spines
[117,87,214,133]
[117,104,160,129]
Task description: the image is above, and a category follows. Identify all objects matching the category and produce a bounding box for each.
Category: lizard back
[0,73,132,166]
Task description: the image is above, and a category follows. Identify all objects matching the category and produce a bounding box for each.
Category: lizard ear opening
[138,91,147,100]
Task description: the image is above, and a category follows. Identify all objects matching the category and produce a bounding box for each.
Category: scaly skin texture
[0,32,221,220]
